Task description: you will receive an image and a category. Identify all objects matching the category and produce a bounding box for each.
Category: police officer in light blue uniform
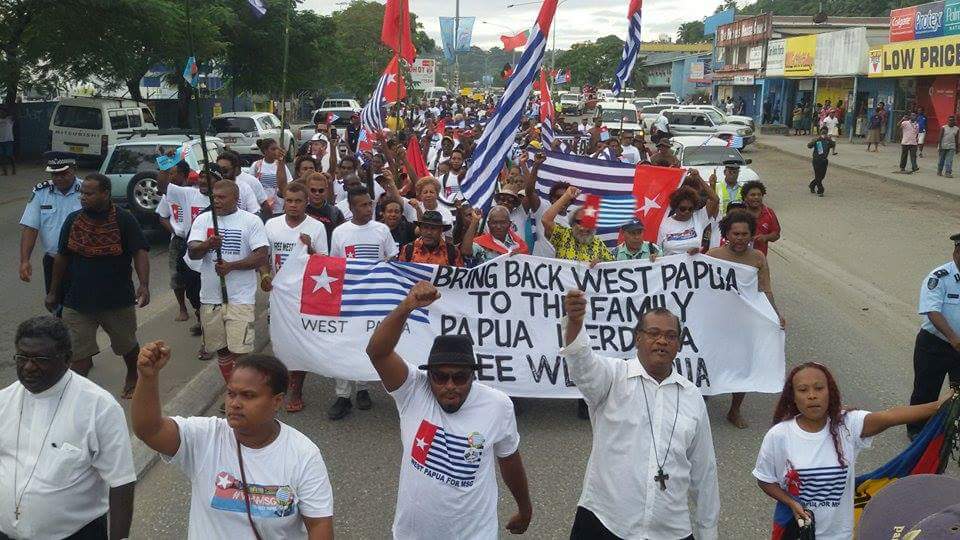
[18,151,82,301]
[908,232,960,438]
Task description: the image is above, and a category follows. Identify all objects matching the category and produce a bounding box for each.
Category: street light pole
[454,0,461,91]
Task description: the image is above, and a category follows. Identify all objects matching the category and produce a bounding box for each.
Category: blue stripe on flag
[612,12,643,96]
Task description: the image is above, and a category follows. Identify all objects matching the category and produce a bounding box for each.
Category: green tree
[555,35,626,87]
[738,0,928,17]
[677,20,706,44]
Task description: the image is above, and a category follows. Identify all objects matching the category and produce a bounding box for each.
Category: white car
[656,92,680,105]
[639,104,675,133]
[558,92,584,115]
[595,101,643,136]
[319,98,361,110]
[49,97,158,163]
[678,104,756,132]
[670,135,759,185]
[99,133,224,223]
[209,112,296,164]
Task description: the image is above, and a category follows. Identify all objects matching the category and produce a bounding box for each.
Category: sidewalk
[754,135,960,200]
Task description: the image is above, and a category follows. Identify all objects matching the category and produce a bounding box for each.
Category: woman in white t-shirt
[656,178,720,256]
[132,343,334,540]
[408,176,454,230]
[250,138,293,216]
[753,362,949,540]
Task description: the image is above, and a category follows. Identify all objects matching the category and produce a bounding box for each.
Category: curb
[132,306,272,479]
[754,142,960,202]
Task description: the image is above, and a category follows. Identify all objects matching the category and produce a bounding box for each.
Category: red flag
[500,29,530,51]
[539,69,554,123]
[435,119,446,135]
[580,194,601,229]
[500,63,514,80]
[381,0,416,63]
[300,255,347,316]
[383,55,407,102]
[564,68,572,83]
[632,164,685,243]
[405,136,430,179]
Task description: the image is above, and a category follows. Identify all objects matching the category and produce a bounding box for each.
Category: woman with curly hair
[752,362,949,540]
[656,174,719,256]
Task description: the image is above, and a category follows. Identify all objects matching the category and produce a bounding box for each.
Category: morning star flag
[270,248,786,396]
[531,150,683,247]
[612,0,643,96]
[382,0,416,63]
[360,55,405,132]
[459,0,559,211]
[538,69,556,147]
[500,29,530,51]
[411,420,482,484]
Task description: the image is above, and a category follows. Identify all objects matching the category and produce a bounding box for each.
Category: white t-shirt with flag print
[187,209,269,305]
[163,416,333,540]
[248,159,293,215]
[264,215,329,273]
[389,369,520,540]
[157,184,210,238]
[752,410,874,540]
[329,220,397,260]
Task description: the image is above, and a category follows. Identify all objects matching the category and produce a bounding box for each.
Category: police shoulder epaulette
[33,180,52,191]
[934,269,950,278]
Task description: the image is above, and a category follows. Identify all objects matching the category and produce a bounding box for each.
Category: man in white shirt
[619,131,643,164]
[217,151,270,217]
[0,316,136,539]
[562,291,720,540]
[367,281,532,538]
[578,118,590,136]
[187,178,269,384]
[0,107,14,175]
[652,113,671,144]
[327,187,398,420]
[261,182,327,413]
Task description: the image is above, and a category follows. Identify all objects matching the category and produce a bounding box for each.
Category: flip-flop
[198,348,214,361]
[285,398,305,413]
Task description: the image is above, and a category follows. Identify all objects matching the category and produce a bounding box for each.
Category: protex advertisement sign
[915,1,945,40]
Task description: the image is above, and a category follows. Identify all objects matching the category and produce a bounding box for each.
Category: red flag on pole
[632,164,685,243]
[383,55,407,102]
[500,29,530,51]
[381,0,416,63]
[405,136,430,179]
[580,194,601,229]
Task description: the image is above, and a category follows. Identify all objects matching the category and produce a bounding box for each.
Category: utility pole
[454,0,461,91]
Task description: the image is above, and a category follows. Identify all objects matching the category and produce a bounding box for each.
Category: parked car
[296,107,356,142]
[208,112,296,164]
[640,104,675,133]
[670,135,759,184]
[49,97,158,164]
[677,104,756,132]
[633,98,655,109]
[558,92,584,116]
[99,133,224,224]
[656,92,680,105]
[660,108,755,147]
[319,98,361,111]
[595,101,643,136]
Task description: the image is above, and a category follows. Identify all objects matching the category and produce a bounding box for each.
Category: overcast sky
[302,0,729,49]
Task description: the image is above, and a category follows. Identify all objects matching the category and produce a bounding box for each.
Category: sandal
[285,397,305,413]
[197,347,214,361]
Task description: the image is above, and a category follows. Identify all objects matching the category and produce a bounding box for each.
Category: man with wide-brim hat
[366,281,533,537]
[397,209,462,266]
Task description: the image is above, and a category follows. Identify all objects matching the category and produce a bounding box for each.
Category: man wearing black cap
[908,233,960,438]
[711,162,744,217]
[613,219,658,260]
[396,210,462,266]
[18,151,82,311]
[367,281,532,538]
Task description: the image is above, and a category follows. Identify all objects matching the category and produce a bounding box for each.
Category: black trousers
[570,506,694,540]
[0,513,107,539]
[900,144,918,171]
[809,159,828,195]
[908,329,960,436]
[42,253,68,318]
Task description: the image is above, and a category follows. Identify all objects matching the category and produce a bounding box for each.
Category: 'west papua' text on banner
[269,249,786,397]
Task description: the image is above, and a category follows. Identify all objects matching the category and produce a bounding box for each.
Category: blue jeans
[938,148,955,174]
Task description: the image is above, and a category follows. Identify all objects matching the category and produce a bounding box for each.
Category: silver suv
[661,109,755,147]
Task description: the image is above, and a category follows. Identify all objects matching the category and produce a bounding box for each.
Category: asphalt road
[126,144,960,538]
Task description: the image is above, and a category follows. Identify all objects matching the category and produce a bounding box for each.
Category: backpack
[402,242,459,266]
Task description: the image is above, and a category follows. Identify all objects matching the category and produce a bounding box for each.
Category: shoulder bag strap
[235,435,263,540]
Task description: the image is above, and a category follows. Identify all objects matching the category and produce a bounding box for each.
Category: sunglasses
[675,205,694,212]
[309,188,325,194]
[428,370,473,385]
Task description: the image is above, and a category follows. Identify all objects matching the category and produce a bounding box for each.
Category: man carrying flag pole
[460,0,559,211]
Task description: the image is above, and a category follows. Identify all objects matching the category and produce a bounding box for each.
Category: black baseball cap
[417,335,478,370]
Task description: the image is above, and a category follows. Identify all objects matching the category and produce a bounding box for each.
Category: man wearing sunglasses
[908,232,960,439]
[304,172,344,246]
[367,281,533,538]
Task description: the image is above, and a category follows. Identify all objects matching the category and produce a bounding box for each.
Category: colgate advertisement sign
[890,6,917,42]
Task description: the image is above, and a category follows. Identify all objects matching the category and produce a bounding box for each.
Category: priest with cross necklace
[561,289,721,540]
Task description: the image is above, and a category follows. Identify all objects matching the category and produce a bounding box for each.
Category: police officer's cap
[44,151,77,173]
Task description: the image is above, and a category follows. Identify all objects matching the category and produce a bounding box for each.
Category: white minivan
[49,97,158,162]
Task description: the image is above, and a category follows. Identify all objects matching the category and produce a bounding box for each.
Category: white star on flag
[639,196,661,217]
[311,268,338,294]
[216,474,231,489]
[415,437,428,450]
[385,73,396,85]
[583,205,598,218]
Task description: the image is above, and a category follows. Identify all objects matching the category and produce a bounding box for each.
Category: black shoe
[808,183,815,194]
[576,399,589,420]
[356,390,372,410]
[327,397,352,420]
